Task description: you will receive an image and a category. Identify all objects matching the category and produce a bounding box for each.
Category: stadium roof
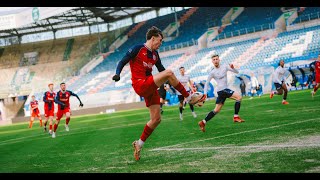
[0,7,161,39]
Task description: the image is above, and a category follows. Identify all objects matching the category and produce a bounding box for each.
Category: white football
[189,92,205,107]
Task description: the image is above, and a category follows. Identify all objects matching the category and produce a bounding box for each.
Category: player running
[311,54,320,98]
[43,83,56,134]
[29,95,43,128]
[112,26,204,161]
[270,60,289,104]
[52,82,83,138]
[198,54,244,132]
[177,66,197,120]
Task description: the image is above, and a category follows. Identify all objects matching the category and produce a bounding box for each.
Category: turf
[0,89,320,173]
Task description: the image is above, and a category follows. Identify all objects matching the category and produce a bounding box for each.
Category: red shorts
[132,76,160,107]
[31,110,41,118]
[44,108,54,118]
[56,108,71,120]
[316,75,320,83]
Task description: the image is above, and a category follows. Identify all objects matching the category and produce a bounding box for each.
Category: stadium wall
[11,101,146,124]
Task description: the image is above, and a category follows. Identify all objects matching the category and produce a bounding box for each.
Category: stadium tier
[1,7,320,118]
[292,7,320,25]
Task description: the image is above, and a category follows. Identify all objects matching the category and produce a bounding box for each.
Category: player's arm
[227,64,239,74]
[112,45,141,82]
[188,78,196,92]
[204,72,214,98]
[54,92,65,106]
[155,52,165,72]
[43,92,50,103]
[69,91,83,107]
[30,104,34,111]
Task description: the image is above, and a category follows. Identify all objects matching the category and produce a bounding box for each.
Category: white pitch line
[152,143,320,151]
[150,117,320,151]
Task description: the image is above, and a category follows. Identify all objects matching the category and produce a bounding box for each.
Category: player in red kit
[43,83,56,134]
[29,95,42,128]
[52,82,83,138]
[112,26,205,161]
[311,54,320,98]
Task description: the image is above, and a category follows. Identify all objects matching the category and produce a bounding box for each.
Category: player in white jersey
[270,60,289,105]
[176,67,197,120]
[250,72,259,99]
[198,54,245,132]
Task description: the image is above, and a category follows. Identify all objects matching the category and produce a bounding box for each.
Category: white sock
[138,139,144,147]
[234,114,239,117]
[202,120,206,124]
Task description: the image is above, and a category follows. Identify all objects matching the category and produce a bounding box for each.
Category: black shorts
[178,90,191,102]
[178,95,184,102]
[158,89,166,99]
[274,83,283,90]
[216,89,234,104]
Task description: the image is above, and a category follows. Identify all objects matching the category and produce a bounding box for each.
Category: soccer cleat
[49,130,53,135]
[270,92,274,99]
[233,116,245,123]
[179,113,183,121]
[132,140,142,161]
[311,91,315,98]
[65,124,69,132]
[282,101,289,105]
[52,132,56,138]
[192,112,197,118]
[198,120,206,132]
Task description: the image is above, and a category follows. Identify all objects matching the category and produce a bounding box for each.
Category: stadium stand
[1,7,320,122]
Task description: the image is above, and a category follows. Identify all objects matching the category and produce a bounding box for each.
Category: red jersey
[30,100,39,113]
[315,61,320,75]
[55,90,78,110]
[43,91,56,110]
[115,44,165,85]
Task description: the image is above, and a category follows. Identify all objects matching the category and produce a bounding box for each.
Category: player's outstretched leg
[198,104,222,132]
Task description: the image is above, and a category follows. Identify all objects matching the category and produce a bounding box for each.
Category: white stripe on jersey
[204,64,239,94]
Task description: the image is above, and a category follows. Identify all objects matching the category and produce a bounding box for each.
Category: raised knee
[165,69,174,77]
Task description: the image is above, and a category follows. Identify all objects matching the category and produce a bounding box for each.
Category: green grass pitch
[0,89,320,173]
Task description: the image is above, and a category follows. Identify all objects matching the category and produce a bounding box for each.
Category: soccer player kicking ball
[52,83,83,138]
[311,54,320,98]
[270,60,289,104]
[29,95,43,128]
[198,54,244,132]
[112,26,204,161]
[43,83,56,134]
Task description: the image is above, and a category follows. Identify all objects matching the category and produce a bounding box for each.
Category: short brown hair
[211,54,219,58]
[146,26,163,40]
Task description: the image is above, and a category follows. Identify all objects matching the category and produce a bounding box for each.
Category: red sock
[174,82,189,97]
[49,124,52,130]
[66,117,70,125]
[54,124,58,132]
[140,124,154,142]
